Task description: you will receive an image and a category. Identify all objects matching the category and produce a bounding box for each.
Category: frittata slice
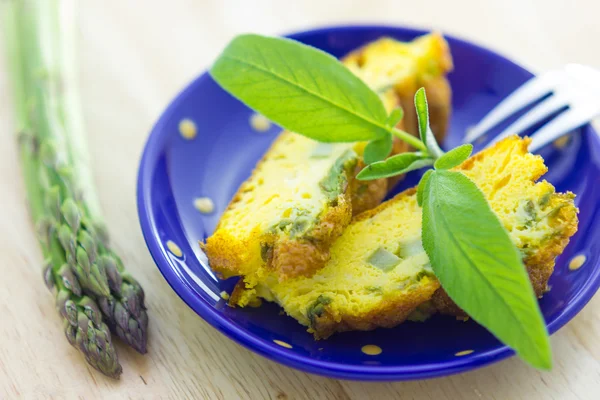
[204,33,453,282]
[232,137,578,338]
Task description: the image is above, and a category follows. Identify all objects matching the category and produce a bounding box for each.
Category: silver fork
[464,64,600,152]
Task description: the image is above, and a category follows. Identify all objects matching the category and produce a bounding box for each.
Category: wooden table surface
[1,1,599,399]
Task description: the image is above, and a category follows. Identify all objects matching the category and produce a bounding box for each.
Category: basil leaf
[356,153,433,180]
[210,34,390,143]
[414,88,444,158]
[386,107,404,128]
[421,170,551,370]
[434,144,473,170]
[417,169,433,207]
[363,134,393,165]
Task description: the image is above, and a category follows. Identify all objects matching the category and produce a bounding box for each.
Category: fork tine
[528,106,600,152]
[488,93,569,145]
[464,70,563,143]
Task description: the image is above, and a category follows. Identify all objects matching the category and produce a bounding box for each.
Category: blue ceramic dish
[137,25,600,380]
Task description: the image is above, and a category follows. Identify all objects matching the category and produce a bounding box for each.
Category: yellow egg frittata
[204,33,454,284]
[230,137,578,339]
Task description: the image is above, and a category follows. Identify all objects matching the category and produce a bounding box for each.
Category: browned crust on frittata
[350,159,390,216]
[229,279,245,306]
[311,279,440,339]
[229,279,260,307]
[270,189,354,280]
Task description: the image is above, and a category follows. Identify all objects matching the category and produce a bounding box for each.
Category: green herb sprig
[210,34,551,369]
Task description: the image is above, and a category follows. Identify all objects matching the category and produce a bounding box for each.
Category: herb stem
[391,127,428,152]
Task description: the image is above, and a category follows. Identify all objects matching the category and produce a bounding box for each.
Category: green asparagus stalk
[6,0,122,378]
[4,0,148,376]
[11,74,123,379]
[49,0,149,354]
[15,120,122,378]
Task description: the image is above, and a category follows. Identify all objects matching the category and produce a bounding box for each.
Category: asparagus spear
[16,121,122,378]
[50,0,149,354]
[4,0,148,375]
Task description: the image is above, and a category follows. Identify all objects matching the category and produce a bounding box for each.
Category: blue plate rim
[136,23,600,381]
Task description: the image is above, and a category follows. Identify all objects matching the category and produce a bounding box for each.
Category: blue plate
[137,25,600,380]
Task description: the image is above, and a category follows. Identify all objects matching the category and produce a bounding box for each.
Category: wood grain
[1,0,599,398]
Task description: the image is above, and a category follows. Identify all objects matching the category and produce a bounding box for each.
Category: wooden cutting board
[1,1,599,398]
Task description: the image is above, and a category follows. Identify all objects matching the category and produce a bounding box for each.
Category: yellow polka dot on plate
[179,118,197,140]
[455,350,474,357]
[273,340,292,349]
[569,254,587,271]
[361,344,382,356]
[250,113,271,132]
[194,197,215,214]
[166,240,183,257]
